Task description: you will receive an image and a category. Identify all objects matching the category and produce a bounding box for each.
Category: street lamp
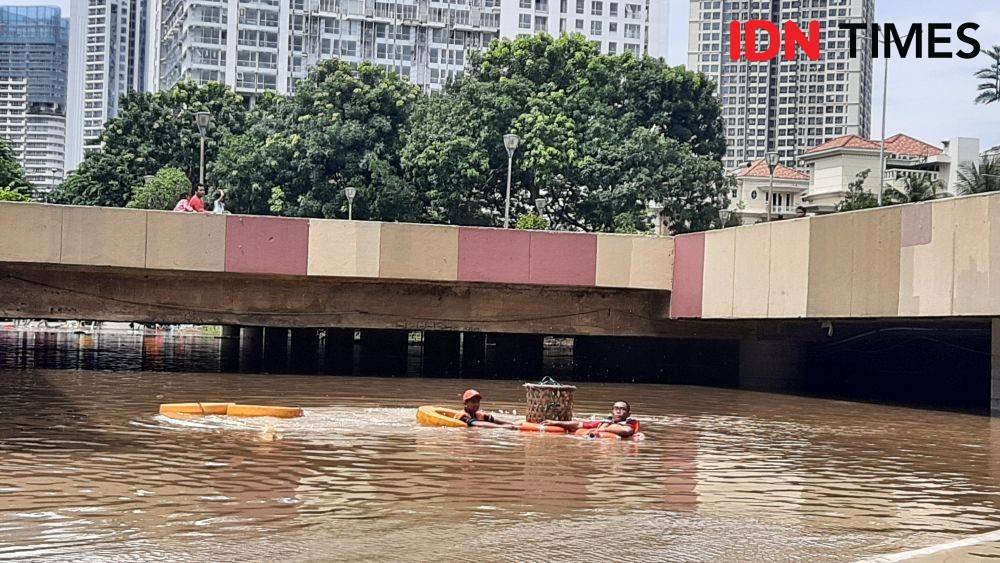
[344,186,357,220]
[647,201,665,236]
[765,151,779,222]
[502,133,520,228]
[195,111,212,186]
[534,197,546,215]
[719,208,731,229]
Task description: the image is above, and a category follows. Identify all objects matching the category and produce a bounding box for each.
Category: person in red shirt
[188,184,207,212]
[455,389,516,429]
[543,401,638,438]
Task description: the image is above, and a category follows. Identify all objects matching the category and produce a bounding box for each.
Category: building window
[519,14,531,28]
[591,1,602,15]
[591,20,601,35]
[576,19,584,29]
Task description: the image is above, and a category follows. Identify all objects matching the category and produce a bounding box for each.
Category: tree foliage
[0,137,30,195]
[515,213,549,230]
[836,169,879,212]
[956,157,1000,195]
[126,167,192,210]
[54,81,246,207]
[883,175,949,205]
[215,60,422,220]
[401,33,727,232]
[975,46,1000,105]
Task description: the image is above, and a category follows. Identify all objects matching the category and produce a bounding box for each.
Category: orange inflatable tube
[573,421,643,440]
[518,422,568,434]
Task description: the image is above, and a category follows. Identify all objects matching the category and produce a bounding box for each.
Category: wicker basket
[523,382,577,423]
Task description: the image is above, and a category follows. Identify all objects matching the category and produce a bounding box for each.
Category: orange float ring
[518,422,568,433]
[226,404,303,418]
[573,421,643,440]
[416,406,469,428]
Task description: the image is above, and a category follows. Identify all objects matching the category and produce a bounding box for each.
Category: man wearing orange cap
[457,389,516,429]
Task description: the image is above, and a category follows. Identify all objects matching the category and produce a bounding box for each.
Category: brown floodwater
[1,331,999,561]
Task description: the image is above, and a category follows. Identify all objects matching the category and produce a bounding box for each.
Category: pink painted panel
[458,227,531,284]
[528,231,598,286]
[225,215,309,275]
[670,233,705,318]
[900,204,933,247]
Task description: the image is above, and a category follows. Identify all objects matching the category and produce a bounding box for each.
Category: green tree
[54,81,246,207]
[836,169,879,212]
[215,60,422,220]
[126,167,192,210]
[883,175,949,205]
[0,188,29,202]
[975,46,1000,105]
[956,157,1000,195]
[0,137,30,195]
[515,213,549,230]
[402,33,727,232]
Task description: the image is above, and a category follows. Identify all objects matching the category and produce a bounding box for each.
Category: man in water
[457,389,516,429]
[542,401,638,438]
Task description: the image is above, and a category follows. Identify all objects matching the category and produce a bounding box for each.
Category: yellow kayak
[416,406,468,428]
[159,402,233,415]
[226,404,303,418]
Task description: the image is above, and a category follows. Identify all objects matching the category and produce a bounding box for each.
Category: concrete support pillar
[423,331,461,377]
[490,333,544,379]
[219,325,240,373]
[324,328,354,375]
[739,338,806,393]
[461,332,486,378]
[992,319,1000,416]
[290,328,319,374]
[359,329,409,376]
[262,327,289,373]
[240,326,263,372]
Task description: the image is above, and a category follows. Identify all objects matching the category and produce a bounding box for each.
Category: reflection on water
[1,331,999,560]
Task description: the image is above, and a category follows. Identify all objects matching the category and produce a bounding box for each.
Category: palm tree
[955,158,1000,195]
[975,46,1000,105]
[882,175,949,205]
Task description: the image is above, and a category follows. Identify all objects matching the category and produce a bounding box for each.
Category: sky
[7,0,1000,149]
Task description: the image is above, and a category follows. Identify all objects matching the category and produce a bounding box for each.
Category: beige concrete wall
[768,219,810,318]
[899,200,955,316]
[850,206,901,317]
[807,213,854,317]
[952,196,992,315]
[379,223,458,281]
[701,229,735,318]
[308,220,381,278]
[146,211,226,271]
[732,223,771,318]
[0,202,62,263]
[595,234,632,288]
[61,206,147,268]
[629,236,673,290]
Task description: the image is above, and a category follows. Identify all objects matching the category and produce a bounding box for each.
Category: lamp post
[195,111,212,186]
[502,133,520,228]
[765,151,779,222]
[719,208,731,229]
[344,186,357,220]
[877,56,888,206]
[534,197,546,215]
[647,201,665,236]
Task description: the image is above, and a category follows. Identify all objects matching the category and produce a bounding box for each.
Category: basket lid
[523,376,576,390]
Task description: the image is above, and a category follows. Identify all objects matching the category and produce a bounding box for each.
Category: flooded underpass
[1,328,999,560]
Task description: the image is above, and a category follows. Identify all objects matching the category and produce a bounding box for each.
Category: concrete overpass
[1,198,997,415]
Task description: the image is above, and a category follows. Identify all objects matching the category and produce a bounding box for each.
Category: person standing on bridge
[189,184,207,213]
[172,190,194,212]
[456,389,516,429]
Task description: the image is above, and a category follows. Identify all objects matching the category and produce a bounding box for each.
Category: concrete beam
[0,262,757,339]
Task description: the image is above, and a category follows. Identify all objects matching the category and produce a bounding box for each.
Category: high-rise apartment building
[149,0,667,96]
[0,77,28,162]
[0,6,69,192]
[65,0,149,172]
[687,0,873,171]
